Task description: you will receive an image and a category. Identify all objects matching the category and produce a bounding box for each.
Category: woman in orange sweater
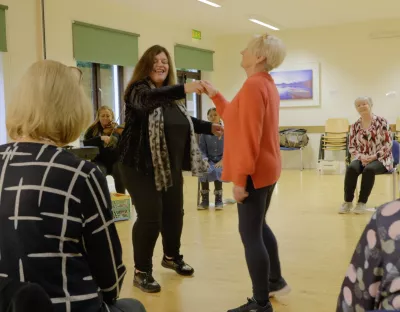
[201,34,289,312]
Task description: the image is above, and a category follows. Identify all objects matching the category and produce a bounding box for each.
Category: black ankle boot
[161,255,194,276]
[133,271,161,293]
[198,190,209,210]
[215,190,223,209]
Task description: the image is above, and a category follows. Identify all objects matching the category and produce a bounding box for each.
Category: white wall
[213,19,400,168]
[1,0,39,115]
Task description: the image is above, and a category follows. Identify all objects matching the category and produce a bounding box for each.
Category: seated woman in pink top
[201,34,290,312]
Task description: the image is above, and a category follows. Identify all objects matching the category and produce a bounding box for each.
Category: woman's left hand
[215,160,223,168]
[212,124,224,137]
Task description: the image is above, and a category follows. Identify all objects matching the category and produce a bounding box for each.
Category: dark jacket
[119,78,213,173]
[83,124,120,167]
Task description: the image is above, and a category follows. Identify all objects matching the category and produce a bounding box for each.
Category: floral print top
[336,200,400,311]
[349,114,393,171]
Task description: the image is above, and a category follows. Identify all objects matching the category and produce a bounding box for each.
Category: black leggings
[344,160,387,203]
[238,177,282,302]
[120,165,184,272]
[201,181,222,191]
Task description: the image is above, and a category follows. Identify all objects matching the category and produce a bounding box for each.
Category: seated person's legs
[354,160,387,213]
[339,160,362,214]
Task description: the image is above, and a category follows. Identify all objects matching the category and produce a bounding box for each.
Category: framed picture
[270,62,320,108]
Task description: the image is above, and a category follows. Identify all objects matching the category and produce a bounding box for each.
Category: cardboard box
[111,193,131,221]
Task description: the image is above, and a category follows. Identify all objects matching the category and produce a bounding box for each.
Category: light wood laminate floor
[115,169,396,312]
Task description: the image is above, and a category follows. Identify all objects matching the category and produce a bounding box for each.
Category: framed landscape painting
[270,62,320,108]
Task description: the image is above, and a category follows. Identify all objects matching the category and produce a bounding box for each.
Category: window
[177,69,202,120]
[77,61,124,123]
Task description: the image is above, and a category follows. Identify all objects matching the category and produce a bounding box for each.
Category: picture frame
[270,62,320,108]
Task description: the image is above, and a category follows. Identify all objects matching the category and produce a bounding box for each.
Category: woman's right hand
[184,81,204,95]
[101,136,111,145]
[200,81,218,97]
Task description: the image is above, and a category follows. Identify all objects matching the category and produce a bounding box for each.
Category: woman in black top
[119,45,223,293]
[84,105,125,194]
[0,60,145,312]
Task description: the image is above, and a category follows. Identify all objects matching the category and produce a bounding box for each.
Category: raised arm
[125,81,185,114]
[200,81,230,118]
[233,79,265,187]
[336,211,383,311]
[81,167,126,305]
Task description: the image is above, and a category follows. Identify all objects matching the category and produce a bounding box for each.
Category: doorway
[177,69,202,120]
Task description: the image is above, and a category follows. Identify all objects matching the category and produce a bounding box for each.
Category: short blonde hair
[248,33,286,72]
[6,60,93,146]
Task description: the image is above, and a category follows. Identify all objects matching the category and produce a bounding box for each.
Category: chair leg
[197,180,201,206]
[300,148,303,171]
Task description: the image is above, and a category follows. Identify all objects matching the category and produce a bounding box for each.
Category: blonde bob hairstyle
[6,60,93,146]
[248,33,286,72]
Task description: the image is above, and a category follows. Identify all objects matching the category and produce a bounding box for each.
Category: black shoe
[133,271,161,293]
[198,190,209,210]
[269,278,291,297]
[161,255,194,276]
[214,190,223,209]
[227,298,273,312]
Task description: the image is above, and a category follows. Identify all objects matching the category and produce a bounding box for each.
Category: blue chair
[280,146,304,171]
[355,140,399,203]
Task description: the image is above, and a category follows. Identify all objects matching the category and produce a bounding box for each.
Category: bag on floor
[279,128,309,148]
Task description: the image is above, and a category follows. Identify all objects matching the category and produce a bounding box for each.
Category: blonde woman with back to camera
[201,34,291,312]
[0,60,145,312]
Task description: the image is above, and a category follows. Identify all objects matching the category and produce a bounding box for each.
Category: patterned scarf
[148,80,208,191]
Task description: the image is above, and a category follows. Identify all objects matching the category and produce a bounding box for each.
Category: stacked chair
[318,118,350,165]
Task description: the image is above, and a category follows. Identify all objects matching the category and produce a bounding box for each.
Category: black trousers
[238,177,282,302]
[344,160,387,203]
[201,181,222,191]
[96,161,125,194]
[121,165,184,272]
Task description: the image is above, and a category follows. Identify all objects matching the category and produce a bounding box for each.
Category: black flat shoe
[161,255,194,276]
[133,271,161,293]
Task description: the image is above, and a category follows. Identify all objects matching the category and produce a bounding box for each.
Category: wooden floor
[115,169,396,312]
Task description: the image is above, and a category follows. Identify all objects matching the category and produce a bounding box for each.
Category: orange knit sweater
[211,71,281,189]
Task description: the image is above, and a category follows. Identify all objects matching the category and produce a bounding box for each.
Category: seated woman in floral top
[336,200,400,311]
[339,97,393,214]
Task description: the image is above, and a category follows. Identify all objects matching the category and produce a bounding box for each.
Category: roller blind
[72,21,139,66]
[0,5,8,52]
[174,44,214,71]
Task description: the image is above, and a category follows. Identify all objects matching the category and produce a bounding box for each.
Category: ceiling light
[198,0,221,8]
[249,18,279,31]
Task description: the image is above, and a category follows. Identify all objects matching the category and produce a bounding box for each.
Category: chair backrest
[325,118,349,133]
[393,139,399,166]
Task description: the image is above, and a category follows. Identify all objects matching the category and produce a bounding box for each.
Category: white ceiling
[118,0,400,35]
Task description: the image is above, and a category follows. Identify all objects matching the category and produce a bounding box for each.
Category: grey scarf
[148,80,208,191]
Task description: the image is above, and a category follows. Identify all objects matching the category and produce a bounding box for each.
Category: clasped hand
[184,80,218,97]
[361,155,376,166]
